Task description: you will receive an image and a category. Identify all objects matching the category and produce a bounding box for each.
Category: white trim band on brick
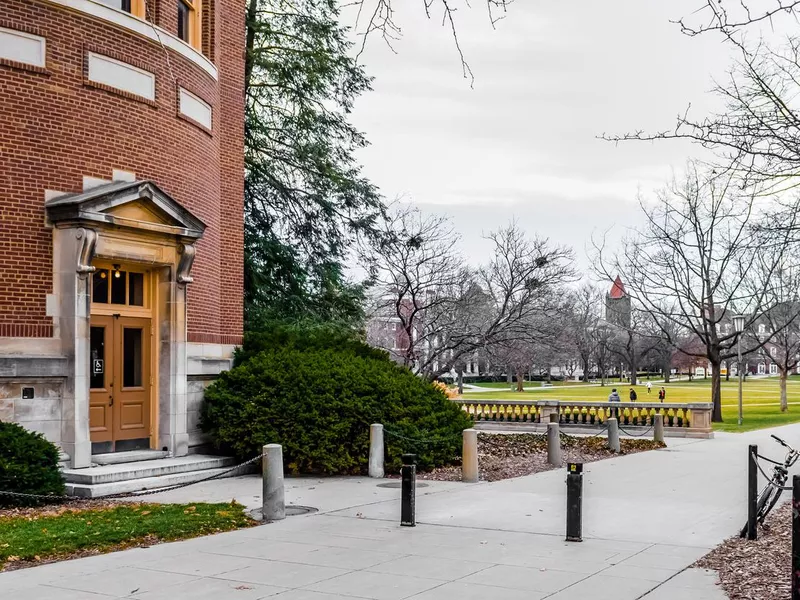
[42,0,218,80]
[87,51,156,101]
[179,88,212,130]
[0,26,46,68]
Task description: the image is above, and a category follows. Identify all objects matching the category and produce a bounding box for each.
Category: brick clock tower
[1,0,244,467]
[606,276,632,329]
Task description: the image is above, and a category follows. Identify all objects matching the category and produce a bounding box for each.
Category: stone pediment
[45,180,205,239]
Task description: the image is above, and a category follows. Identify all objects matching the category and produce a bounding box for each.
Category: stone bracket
[176,243,196,284]
[76,227,97,275]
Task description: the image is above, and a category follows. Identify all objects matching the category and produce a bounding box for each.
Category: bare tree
[591,322,615,387]
[347,0,512,84]
[362,205,467,372]
[676,1,800,37]
[760,264,800,411]
[564,284,603,383]
[605,309,662,386]
[362,207,576,379]
[596,163,800,421]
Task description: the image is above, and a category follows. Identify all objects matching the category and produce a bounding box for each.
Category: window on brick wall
[98,0,145,18]
[177,0,202,50]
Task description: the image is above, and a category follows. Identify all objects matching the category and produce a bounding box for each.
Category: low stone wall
[456,399,715,439]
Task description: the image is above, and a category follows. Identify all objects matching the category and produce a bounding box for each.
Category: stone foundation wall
[186,343,236,452]
[0,378,65,446]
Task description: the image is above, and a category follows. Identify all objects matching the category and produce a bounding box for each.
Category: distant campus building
[1,0,245,467]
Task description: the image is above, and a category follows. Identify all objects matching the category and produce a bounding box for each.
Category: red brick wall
[0,0,244,344]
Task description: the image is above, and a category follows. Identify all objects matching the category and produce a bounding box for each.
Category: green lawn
[461,376,800,433]
[0,502,254,569]
[466,381,595,389]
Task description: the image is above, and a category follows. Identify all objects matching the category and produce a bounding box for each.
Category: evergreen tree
[244,0,383,329]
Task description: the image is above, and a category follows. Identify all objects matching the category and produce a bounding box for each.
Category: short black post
[401,453,416,527]
[793,475,800,600]
[566,462,583,542]
[747,444,758,541]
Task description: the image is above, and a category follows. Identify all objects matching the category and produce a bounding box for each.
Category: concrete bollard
[653,413,664,443]
[369,424,385,478]
[547,422,562,466]
[607,418,620,453]
[462,429,479,483]
[262,444,285,521]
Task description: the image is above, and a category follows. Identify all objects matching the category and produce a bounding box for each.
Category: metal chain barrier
[559,424,610,441]
[0,451,266,505]
[383,426,461,447]
[618,425,655,437]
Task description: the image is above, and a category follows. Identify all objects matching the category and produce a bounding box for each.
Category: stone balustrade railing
[456,399,714,438]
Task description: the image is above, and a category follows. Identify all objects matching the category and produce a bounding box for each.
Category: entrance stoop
[62,454,239,498]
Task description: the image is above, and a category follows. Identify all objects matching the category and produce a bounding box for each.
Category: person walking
[646,381,652,394]
[629,388,637,402]
[659,387,666,402]
[608,387,621,419]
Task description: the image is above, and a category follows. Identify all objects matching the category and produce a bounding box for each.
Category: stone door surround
[45,180,205,467]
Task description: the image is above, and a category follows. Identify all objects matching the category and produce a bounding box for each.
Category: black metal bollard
[793,475,800,600]
[401,453,416,527]
[747,444,758,541]
[566,462,583,542]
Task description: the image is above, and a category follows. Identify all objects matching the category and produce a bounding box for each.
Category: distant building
[605,276,631,329]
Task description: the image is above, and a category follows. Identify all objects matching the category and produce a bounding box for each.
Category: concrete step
[62,455,237,485]
[92,450,169,465]
[65,466,239,498]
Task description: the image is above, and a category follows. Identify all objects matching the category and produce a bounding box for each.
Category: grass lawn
[461,376,800,433]
[0,501,254,570]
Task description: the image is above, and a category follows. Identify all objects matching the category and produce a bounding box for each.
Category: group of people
[608,382,667,403]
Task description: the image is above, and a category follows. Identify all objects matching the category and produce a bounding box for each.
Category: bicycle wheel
[740,485,775,537]
[759,487,783,525]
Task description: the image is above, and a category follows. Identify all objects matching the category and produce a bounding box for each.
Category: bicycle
[739,434,800,537]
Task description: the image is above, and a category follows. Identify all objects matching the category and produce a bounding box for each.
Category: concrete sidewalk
[4,423,799,599]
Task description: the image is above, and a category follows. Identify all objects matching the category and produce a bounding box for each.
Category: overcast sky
[343,0,736,276]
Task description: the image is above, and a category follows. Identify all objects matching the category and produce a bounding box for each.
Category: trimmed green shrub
[201,347,473,474]
[0,422,65,507]
[235,323,388,367]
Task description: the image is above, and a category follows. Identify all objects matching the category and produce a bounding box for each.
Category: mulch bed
[696,501,792,599]
[0,498,124,520]
[418,432,665,482]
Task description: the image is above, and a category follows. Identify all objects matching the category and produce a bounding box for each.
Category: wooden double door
[89,315,151,448]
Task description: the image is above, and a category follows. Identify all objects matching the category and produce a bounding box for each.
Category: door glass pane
[123,328,143,388]
[92,270,109,304]
[111,270,127,304]
[129,272,144,306]
[90,326,106,389]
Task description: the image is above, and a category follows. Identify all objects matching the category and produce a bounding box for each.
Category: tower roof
[609,276,626,299]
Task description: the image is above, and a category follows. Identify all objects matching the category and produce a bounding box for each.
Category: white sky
[343,0,738,274]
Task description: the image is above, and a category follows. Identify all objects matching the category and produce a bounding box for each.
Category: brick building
[0,0,244,467]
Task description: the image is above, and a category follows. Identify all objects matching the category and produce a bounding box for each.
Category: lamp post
[733,314,746,427]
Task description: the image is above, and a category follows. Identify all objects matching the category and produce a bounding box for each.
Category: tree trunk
[457,368,464,395]
[582,357,590,382]
[711,359,723,422]
[780,368,789,412]
[506,369,512,386]
[630,359,638,386]
[516,370,524,392]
